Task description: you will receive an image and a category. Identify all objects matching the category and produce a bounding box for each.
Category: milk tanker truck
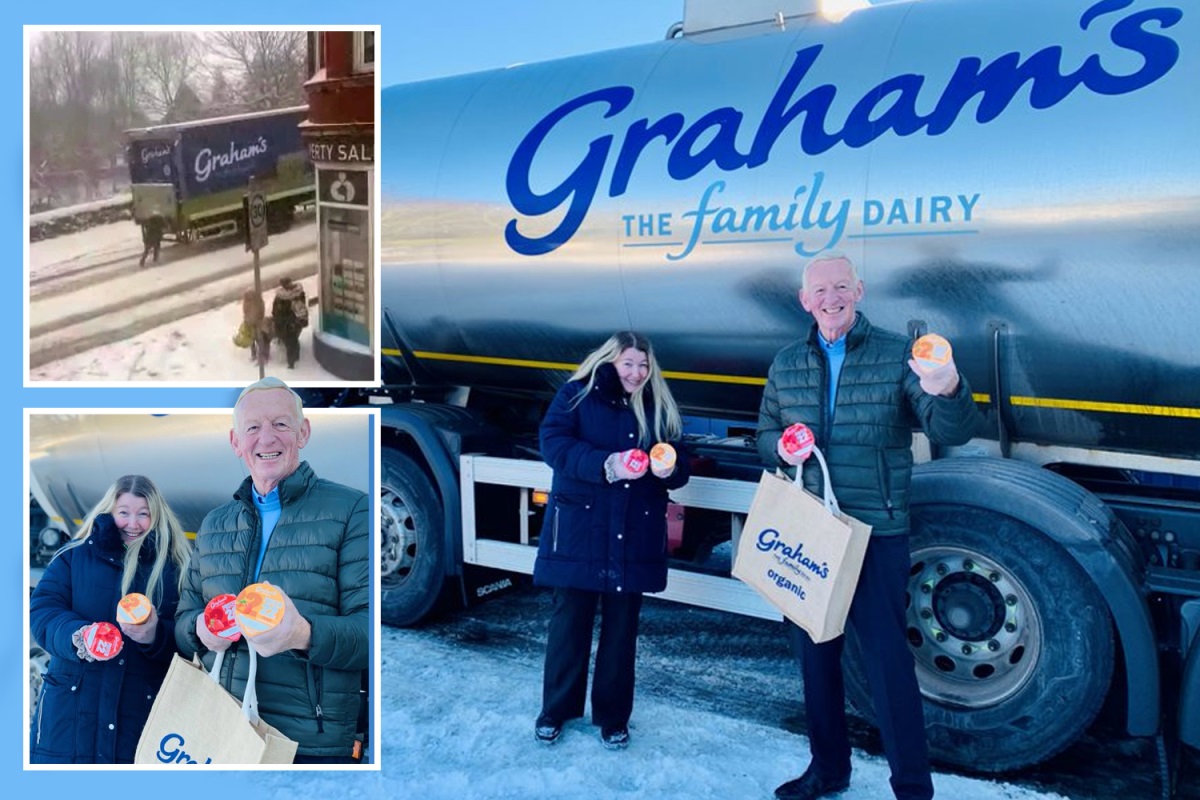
[364,0,1200,773]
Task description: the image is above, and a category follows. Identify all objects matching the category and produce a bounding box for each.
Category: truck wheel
[843,505,1114,772]
[380,450,445,626]
[266,203,294,233]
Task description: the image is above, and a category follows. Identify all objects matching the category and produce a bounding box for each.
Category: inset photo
[25,388,380,767]
[25,27,379,386]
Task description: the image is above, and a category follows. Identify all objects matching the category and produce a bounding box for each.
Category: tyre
[266,203,294,233]
[380,449,446,627]
[844,505,1114,773]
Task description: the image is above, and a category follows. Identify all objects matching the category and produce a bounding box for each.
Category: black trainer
[774,766,851,800]
[535,716,562,745]
[600,726,629,750]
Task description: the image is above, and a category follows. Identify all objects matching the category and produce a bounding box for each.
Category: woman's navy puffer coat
[30,514,181,763]
[533,363,690,594]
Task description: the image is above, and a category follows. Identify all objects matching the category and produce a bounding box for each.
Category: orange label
[649,442,677,470]
[235,583,286,637]
[116,593,151,625]
[912,333,953,369]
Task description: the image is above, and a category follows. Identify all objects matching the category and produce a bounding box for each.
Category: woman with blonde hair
[532,331,690,749]
[30,474,191,763]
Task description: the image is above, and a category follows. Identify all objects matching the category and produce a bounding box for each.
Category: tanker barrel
[382,0,1200,459]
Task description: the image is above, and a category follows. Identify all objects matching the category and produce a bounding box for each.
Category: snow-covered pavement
[29,274,340,382]
[247,623,1071,800]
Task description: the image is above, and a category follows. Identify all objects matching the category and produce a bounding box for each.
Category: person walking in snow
[272,277,308,369]
[242,287,273,368]
[139,214,166,268]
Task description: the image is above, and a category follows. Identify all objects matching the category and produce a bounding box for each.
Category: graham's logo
[756,528,830,581]
[194,136,269,183]
[503,0,1182,257]
[153,732,213,764]
[141,144,170,165]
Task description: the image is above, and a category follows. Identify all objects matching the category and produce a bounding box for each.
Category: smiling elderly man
[757,253,983,800]
[174,376,370,764]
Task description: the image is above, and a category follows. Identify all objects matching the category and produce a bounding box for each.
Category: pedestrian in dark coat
[532,331,690,750]
[272,277,308,369]
[139,214,165,267]
[29,475,191,763]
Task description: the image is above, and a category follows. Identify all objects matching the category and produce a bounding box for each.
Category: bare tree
[203,31,307,110]
[207,67,238,116]
[93,33,147,158]
[39,32,105,172]
[141,32,203,121]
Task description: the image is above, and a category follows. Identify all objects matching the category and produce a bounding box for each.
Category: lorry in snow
[358,0,1200,776]
[123,105,314,244]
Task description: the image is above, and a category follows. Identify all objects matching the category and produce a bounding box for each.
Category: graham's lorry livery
[365,0,1200,775]
[124,105,313,243]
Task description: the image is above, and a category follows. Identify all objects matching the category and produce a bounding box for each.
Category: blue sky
[388,0,904,85]
[390,0,684,84]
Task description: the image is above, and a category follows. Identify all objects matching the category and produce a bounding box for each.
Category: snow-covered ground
[246,625,1070,800]
[28,274,340,382]
[28,213,144,283]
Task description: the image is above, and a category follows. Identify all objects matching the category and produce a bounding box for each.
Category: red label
[84,621,123,660]
[204,593,242,641]
[622,449,649,474]
[782,423,815,460]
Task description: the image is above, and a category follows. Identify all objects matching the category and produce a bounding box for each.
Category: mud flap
[461,565,527,607]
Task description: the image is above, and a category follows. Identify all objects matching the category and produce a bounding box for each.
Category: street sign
[318,168,369,207]
[247,191,268,251]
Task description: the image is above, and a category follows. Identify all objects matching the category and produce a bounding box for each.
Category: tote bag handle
[782,443,841,518]
[207,643,263,724]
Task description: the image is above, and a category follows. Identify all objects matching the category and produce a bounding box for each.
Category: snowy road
[253,586,1197,800]
[26,215,338,379]
[29,273,343,382]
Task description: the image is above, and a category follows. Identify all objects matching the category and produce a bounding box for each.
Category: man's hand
[196,611,235,652]
[248,585,312,658]
[908,356,961,397]
[120,605,159,645]
[776,436,807,467]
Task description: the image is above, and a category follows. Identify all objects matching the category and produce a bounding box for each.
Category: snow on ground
[248,628,1070,800]
[28,216,144,281]
[28,274,340,382]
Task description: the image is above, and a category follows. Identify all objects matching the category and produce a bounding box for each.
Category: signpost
[245,177,269,378]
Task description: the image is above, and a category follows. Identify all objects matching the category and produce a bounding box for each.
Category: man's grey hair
[802,251,859,290]
[233,376,305,427]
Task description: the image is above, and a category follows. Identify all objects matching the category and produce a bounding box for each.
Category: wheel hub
[932,572,1005,642]
[907,545,1041,707]
[380,485,416,584]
